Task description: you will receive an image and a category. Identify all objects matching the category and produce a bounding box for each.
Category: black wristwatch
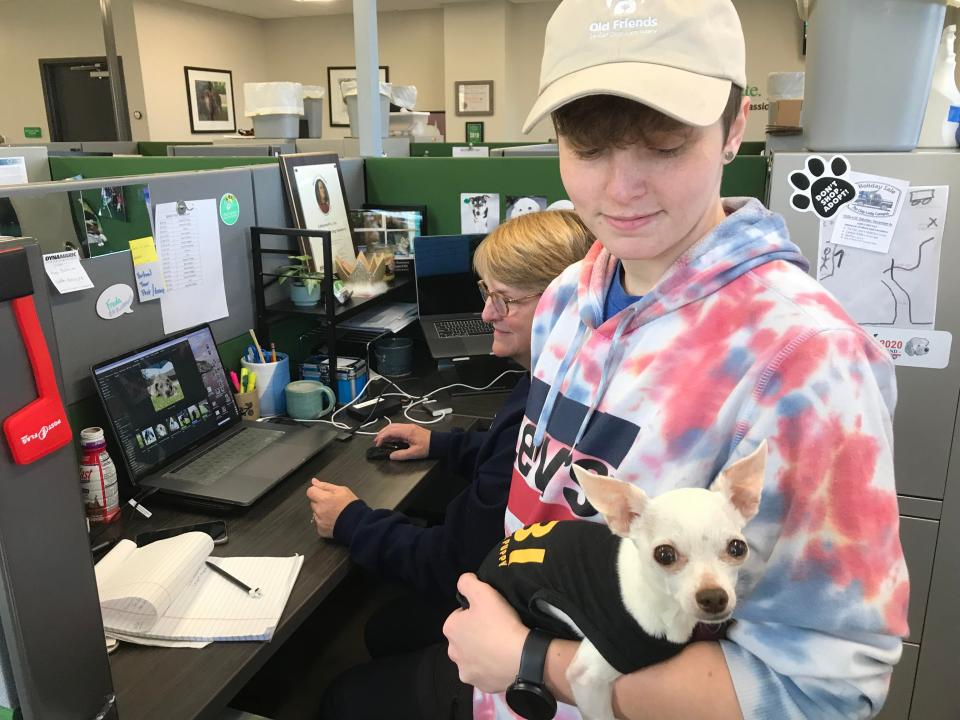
[506,628,557,720]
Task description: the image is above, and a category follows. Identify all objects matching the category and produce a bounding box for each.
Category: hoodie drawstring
[533,322,588,448]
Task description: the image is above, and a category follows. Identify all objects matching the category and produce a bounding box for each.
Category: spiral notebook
[94,532,302,645]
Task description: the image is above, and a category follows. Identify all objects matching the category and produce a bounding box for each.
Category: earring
[723,150,735,163]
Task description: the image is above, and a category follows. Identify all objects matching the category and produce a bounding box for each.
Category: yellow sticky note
[129,236,159,266]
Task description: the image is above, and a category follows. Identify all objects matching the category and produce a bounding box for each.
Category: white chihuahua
[477,441,766,720]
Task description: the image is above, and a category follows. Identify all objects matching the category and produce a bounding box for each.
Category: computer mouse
[365,440,410,462]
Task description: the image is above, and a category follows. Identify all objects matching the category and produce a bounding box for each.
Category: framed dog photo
[279,152,357,272]
[352,204,427,273]
[327,66,390,128]
[184,66,236,133]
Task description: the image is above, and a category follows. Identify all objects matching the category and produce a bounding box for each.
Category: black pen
[205,560,262,598]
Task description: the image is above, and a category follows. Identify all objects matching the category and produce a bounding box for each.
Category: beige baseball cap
[522,0,746,134]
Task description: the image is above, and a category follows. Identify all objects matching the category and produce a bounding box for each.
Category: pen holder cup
[241,352,290,417]
[285,380,336,420]
[234,390,260,420]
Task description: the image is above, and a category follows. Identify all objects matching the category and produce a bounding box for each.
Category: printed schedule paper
[154,199,228,333]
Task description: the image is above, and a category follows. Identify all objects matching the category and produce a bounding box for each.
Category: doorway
[39,57,131,142]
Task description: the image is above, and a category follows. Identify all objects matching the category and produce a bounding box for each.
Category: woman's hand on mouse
[374,424,430,460]
[307,479,358,538]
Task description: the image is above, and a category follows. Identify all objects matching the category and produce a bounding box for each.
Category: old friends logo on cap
[522,0,746,133]
[593,0,657,36]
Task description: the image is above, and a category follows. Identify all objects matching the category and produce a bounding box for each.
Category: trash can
[340,80,392,138]
[302,85,325,139]
[244,82,303,139]
[800,0,946,151]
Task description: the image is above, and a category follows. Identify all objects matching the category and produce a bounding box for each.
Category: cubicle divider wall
[364,155,770,235]
[0,242,116,720]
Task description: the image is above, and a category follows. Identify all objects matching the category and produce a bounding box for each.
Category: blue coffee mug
[285,380,336,420]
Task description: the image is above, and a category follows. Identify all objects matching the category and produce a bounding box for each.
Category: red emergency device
[2,248,73,464]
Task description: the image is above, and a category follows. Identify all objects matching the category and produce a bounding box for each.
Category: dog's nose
[696,588,728,615]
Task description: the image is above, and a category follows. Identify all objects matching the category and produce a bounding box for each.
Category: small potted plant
[277,255,323,307]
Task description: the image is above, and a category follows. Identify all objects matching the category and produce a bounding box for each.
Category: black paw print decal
[789,155,857,219]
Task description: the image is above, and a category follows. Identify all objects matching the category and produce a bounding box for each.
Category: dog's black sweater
[478,520,686,675]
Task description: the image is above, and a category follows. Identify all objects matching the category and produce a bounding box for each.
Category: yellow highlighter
[240,367,249,392]
[247,372,256,392]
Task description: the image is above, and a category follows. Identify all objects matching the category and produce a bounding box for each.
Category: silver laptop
[92,324,336,507]
[414,234,494,359]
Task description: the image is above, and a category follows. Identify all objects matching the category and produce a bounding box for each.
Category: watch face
[506,682,558,720]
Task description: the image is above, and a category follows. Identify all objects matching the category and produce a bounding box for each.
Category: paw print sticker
[788,155,858,219]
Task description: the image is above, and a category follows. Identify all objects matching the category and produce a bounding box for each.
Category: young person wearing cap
[443,1,908,719]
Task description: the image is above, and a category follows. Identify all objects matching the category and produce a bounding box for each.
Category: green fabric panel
[366,157,567,235]
[738,141,766,156]
[69,185,152,257]
[137,141,213,156]
[365,156,769,236]
[48,156,278,181]
[409,142,545,157]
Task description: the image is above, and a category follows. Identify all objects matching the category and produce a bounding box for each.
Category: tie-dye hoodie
[474,198,908,719]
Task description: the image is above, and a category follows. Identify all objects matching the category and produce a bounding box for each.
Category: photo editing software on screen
[93,327,238,479]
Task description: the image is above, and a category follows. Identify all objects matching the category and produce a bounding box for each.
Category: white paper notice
[829,172,910,254]
[42,250,94,293]
[0,157,28,186]
[817,185,948,330]
[452,146,490,158]
[154,200,228,334]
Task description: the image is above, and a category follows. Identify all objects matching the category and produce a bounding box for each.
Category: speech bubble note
[96,284,135,319]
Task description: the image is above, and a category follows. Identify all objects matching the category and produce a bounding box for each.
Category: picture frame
[465,121,485,144]
[352,204,428,272]
[455,81,494,116]
[327,66,390,128]
[279,153,357,272]
[184,66,236,133]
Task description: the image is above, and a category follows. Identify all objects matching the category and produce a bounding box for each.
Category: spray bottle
[917,24,960,148]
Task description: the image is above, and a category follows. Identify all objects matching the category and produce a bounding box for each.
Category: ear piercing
[723,150,735,162]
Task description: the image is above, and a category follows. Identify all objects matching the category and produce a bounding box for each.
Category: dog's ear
[572,464,647,537]
[711,440,767,524]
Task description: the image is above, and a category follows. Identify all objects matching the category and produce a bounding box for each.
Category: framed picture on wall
[184,66,236,133]
[455,81,494,116]
[327,66,390,128]
[465,121,485,143]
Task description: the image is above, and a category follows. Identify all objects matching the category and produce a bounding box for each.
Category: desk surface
[108,414,465,720]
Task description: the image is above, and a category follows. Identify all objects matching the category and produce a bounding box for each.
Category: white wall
[262,9,445,140]
[506,1,558,141]
[132,0,268,139]
[443,1,509,143]
[0,0,149,142]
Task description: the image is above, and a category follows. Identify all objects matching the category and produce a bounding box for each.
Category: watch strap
[517,628,554,684]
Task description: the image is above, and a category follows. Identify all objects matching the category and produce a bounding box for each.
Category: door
[39,56,130,142]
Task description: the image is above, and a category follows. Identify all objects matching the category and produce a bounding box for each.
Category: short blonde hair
[473,210,594,292]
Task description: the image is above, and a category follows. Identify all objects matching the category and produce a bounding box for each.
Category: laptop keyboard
[435,319,494,338]
[166,428,286,485]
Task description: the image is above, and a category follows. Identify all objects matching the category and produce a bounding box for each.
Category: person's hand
[443,573,528,693]
[373,423,431,460]
[307,479,358,538]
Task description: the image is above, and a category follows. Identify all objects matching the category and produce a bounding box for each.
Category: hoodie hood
[532,197,809,449]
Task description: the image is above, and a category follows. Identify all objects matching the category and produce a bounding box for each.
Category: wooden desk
[108,417,459,720]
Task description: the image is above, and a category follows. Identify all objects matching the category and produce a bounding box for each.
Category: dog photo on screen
[141,361,184,413]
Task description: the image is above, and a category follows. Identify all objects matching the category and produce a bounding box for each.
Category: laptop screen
[92,325,240,482]
[413,234,486,317]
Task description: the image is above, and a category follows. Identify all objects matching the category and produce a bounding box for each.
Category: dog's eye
[653,545,677,566]
[727,539,747,558]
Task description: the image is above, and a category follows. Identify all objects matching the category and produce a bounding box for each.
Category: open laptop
[414,234,494,358]
[91,324,336,507]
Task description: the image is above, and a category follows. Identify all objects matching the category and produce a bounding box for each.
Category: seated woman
[306,210,593,720]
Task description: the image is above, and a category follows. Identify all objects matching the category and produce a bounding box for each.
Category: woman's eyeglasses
[477,281,541,317]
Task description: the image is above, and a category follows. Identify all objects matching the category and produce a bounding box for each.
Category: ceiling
[176,0,553,20]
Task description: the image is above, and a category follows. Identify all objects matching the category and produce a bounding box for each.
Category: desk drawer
[876,642,918,720]
[899,516,938,644]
